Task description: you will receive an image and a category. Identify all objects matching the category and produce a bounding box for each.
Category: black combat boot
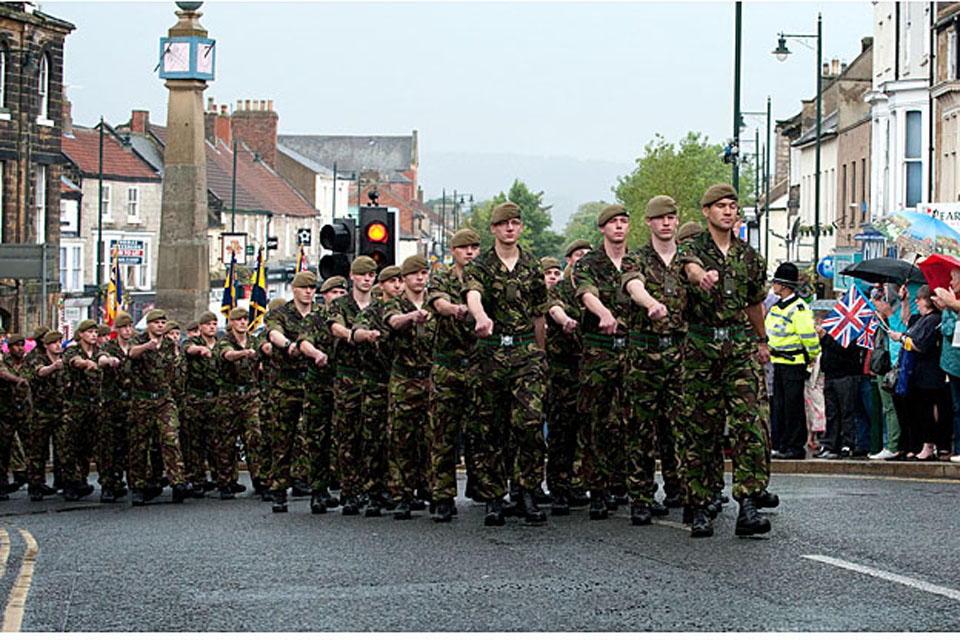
[63,482,80,502]
[261,486,273,502]
[28,486,43,502]
[533,487,553,505]
[12,470,26,491]
[191,484,206,499]
[252,479,265,497]
[291,478,310,497]
[682,505,693,524]
[131,489,146,506]
[340,495,360,516]
[393,497,412,520]
[663,490,683,509]
[100,487,116,503]
[317,487,339,509]
[229,481,247,494]
[569,489,590,507]
[40,484,58,496]
[144,483,162,502]
[113,486,128,499]
[433,498,454,523]
[690,508,714,537]
[630,504,653,526]
[172,483,189,503]
[705,497,720,520]
[220,486,234,500]
[204,479,218,493]
[612,485,629,505]
[649,500,669,517]
[551,492,570,516]
[603,490,619,512]
[735,497,772,537]
[756,490,780,509]
[589,492,608,520]
[310,491,327,514]
[520,488,547,524]
[484,499,505,526]
[76,483,94,498]
[271,489,288,513]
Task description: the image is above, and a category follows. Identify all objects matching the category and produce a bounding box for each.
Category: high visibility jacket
[765,294,821,366]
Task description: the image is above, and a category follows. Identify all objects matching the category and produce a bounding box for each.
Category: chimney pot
[267,100,274,112]
[237,99,242,112]
[822,62,830,76]
[260,100,266,111]
[245,99,251,111]
[220,104,227,115]
[207,97,214,111]
[831,58,839,75]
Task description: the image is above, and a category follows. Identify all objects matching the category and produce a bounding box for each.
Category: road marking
[777,472,960,485]
[2,528,39,633]
[0,529,8,582]
[803,555,960,603]
[653,519,689,531]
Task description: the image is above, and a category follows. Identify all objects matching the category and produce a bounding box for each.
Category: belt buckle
[460,357,471,369]
[658,336,672,349]
[500,335,514,347]
[714,327,730,341]
[613,336,626,350]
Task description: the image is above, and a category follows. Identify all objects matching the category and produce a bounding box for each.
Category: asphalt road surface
[0,472,957,632]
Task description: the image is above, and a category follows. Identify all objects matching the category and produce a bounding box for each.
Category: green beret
[31,325,51,341]
[351,256,378,275]
[401,255,429,276]
[377,267,401,283]
[291,270,318,288]
[164,321,180,333]
[114,312,133,328]
[145,309,167,323]
[198,311,218,325]
[98,323,112,337]
[229,307,248,321]
[371,284,383,297]
[267,298,287,311]
[541,257,562,271]
[319,275,348,292]
[490,202,521,225]
[42,330,63,345]
[76,319,97,333]
[677,221,704,242]
[6,333,25,346]
[700,183,738,207]
[598,203,628,227]
[186,320,200,332]
[564,239,592,257]
[450,228,481,248]
[645,195,677,219]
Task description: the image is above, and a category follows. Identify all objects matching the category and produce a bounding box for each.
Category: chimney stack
[231,96,278,168]
[207,97,215,112]
[130,109,150,134]
[831,58,839,75]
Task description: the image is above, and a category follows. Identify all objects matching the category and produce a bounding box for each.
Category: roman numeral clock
[158,36,215,80]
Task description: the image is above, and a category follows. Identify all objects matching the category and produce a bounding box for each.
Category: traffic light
[319,217,355,279]
[358,206,396,269]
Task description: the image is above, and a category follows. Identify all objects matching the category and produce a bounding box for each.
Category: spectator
[804,312,826,450]
[815,314,864,458]
[934,269,960,462]
[868,285,903,460]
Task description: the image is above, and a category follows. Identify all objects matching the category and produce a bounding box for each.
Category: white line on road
[802,554,960,603]
[2,528,39,633]
[0,529,9,582]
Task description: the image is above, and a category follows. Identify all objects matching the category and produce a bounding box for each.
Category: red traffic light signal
[358,207,395,268]
[366,222,388,243]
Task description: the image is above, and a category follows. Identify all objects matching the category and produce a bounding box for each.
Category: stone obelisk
[156,1,210,322]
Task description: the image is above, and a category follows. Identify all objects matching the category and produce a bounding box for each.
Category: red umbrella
[918,253,960,291]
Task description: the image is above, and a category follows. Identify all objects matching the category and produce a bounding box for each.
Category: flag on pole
[822,285,876,348]
[856,315,880,349]
[297,244,308,273]
[105,243,124,326]
[221,250,243,317]
[249,247,268,329]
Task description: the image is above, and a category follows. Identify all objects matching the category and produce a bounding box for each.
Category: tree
[464,179,564,258]
[615,131,755,246]
[562,201,607,253]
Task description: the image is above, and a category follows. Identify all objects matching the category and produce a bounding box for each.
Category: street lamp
[742,97,772,264]
[774,13,822,294]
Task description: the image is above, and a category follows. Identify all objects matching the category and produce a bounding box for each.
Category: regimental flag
[221,250,243,317]
[105,243,124,326]
[249,247,268,330]
[823,285,876,348]
[297,245,308,273]
[856,315,880,349]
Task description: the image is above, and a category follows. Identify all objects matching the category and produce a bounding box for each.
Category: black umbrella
[840,258,927,284]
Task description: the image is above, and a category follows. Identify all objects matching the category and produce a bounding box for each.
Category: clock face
[197,42,214,75]
[163,41,190,73]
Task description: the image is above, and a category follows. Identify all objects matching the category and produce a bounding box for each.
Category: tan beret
[377,266,401,283]
[198,311,218,325]
[564,239,592,257]
[490,202,521,225]
[114,312,133,328]
[700,183,738,207]
[677,221,704,242]
[598,203,629,227]
[6,333,25,345]
[186,320,200,332]
[401,255,430,276]
[541,257,562,271]
[645,195,678,219]
[76,319,97,333]
[319,275,348,292]
[291,270,318,288]
[42,330,63,345]
[145,309,167,323]
[229,307,248,321]
[267,298,287,311]
[98,323,112,337]
[31,325,51,341]
[451,228,481,248]
[164,321,180,333]
[370,284,383,298]
[351,256,378,275]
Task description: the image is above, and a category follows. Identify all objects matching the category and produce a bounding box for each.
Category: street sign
[0,244,57,279]
[109,239,145,265]
[297,228,312,247]
[245,244,255,257]
[220,232,247,265]
[267,236,279,251]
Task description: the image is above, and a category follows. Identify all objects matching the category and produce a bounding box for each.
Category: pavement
[768,457,960,480]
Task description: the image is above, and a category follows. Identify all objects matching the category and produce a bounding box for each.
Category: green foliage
[561,201,607,253]
[464,179,564,258]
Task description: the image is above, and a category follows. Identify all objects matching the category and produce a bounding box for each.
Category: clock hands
[153,42,172,72]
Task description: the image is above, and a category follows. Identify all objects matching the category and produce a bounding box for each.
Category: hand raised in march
[147,338,160,351]
[454,304,469,321]
[287,343,300,358]
[598,310,618,335]
[700,270,720,292]
[647,301,668,321]
[245,349,257,359]
[368,329,381,343]
[313,351,328,368]
[474,315,494,338]
[413,309,430,325]
[562,318,578,334]
[53,359,64,370]
[201,346,213,358]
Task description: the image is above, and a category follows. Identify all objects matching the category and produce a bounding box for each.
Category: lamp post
[742,97,772,263]
[732,1,742,190]
[774,13,822,287]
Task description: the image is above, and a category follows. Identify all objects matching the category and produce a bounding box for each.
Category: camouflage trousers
[299,378,335,491]
[387,371,429,500]
[59,398,99,485]
[577,342,628,493]
[217,390,264,488]
[429,361,475,501]
[182,394,218,488]
[469,345,546,501]
[98,397,131,491]
[27,409,58,491]
[624,338,684,506]
[0,402,30,483]
[333,371,365,498]
[129,395,185,489]
[360,375,389,496]
[266,382,306,491]
[546,361,582,495]
[680,337,770,506]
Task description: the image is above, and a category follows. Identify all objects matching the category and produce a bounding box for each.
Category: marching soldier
[97,312,135,502]
[61,320,103,501]
[26,330,64,501]
[256,297,286,499]
[183,312,222,496]
[0,334,32,498]
[97,323,112,348]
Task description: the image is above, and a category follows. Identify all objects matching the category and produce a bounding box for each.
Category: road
[0,472,957,631]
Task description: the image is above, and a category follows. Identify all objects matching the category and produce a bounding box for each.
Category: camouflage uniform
[621,244,686,507]
[355,299,393,499]
[61,343,102,489]
[299,309,337,493]
[0,354,31,486]
[462,247,548,500]
[98,339,133,493]
[183,336,220,489]
[428,266,478,502]
[257,316,280,484]
[216,332,265,489]
[383,295,436,502]
[677,230,770,506]
[128,333,186,490]
[573,248,632,496]
[264,300,313,492]
[26,350,62,493]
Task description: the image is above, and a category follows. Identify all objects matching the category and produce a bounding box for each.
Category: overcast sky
[46,1,874,221]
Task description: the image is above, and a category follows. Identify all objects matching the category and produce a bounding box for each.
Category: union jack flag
[823,286,875,348]
[856,315,880,349]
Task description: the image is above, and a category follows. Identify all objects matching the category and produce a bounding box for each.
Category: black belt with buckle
[433,353,475,371]
[392,363,431,379]
[187,387,217,399]
[629,331,686,349]
[479,333,535,349]
[584,333,628,351]
[133,389,168,400]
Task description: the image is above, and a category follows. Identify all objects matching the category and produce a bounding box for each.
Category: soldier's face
[9,343,24,357]
[544,268,562,288]
[292,285,315,305]
[452,244,480,267]
[117,325,133,340]
[187,329,200,338]
[382,277,403,299]
[702,198,738,232]
[98,335,109,346]
[45,341,62,356]
[566,248,590,267]
[352,272,376,293]
[491,218,522,245]
[403,269,429,294]
[646,213,678,241]
[148,319,166,337]
[322,288,346,305]
[200,321,218,338]
[79,327,98,347]
[600,215,630,244]
[166,329,181,343]
[233,317,249,334]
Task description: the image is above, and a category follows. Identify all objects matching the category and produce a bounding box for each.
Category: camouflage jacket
[428,265,477,359]
[130,332,178,394]
[28,351,63,415]
[462,246,548,338]
[621,243,688,334]
[184,335,220,394]
[573,247,633,338]
[354,298,394,381]
[265,300,315,386]
[326,293,372,373]
[383,294,436,371]
[545,276,583,362]
[62,343,103,401]
[100,339,133,399]
[217,331,262,390]
[0,354,32,408]
[302,303,338,385]
[677,230,767,328]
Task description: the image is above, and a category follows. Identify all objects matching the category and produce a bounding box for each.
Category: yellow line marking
[2,528,38,633]
[0,529,8,582]
[776,472,960,485]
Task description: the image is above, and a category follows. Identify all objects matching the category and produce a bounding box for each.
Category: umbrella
[839,258,927,284]
[917,253,960,291]
[873,209,960,257]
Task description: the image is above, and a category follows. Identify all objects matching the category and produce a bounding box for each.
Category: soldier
[61,320,103,501]
[97,323,112,348]
[185,320,200,340]
[298,276,347,514]
[128,309,190,505]
[327,256,378,516]
[543,241,589,516]
[463,201,549,526]
[678,183,772,538]
[256,297,286,500]
[382,255,435,520]
[0,334,32,498]
[25,330,64,501]
[573,203,632,520]
[97,311,135,502]
[621,195,686,525]
[183,312,222,497]
[428,228,481,522]
[216,307,266,499]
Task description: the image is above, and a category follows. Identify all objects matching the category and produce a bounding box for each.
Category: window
[950,30,958,81]
[59,244,82,292]
[37,52,50,121]
[840,164,847,227]
[861,158,867,222]
[127,187,139,221]
[100,184,112,220]
[0,161,4,243]
[905,110,923,208]
[35,165,46,242]
[850,162,856,225]
[0,45,5,110]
